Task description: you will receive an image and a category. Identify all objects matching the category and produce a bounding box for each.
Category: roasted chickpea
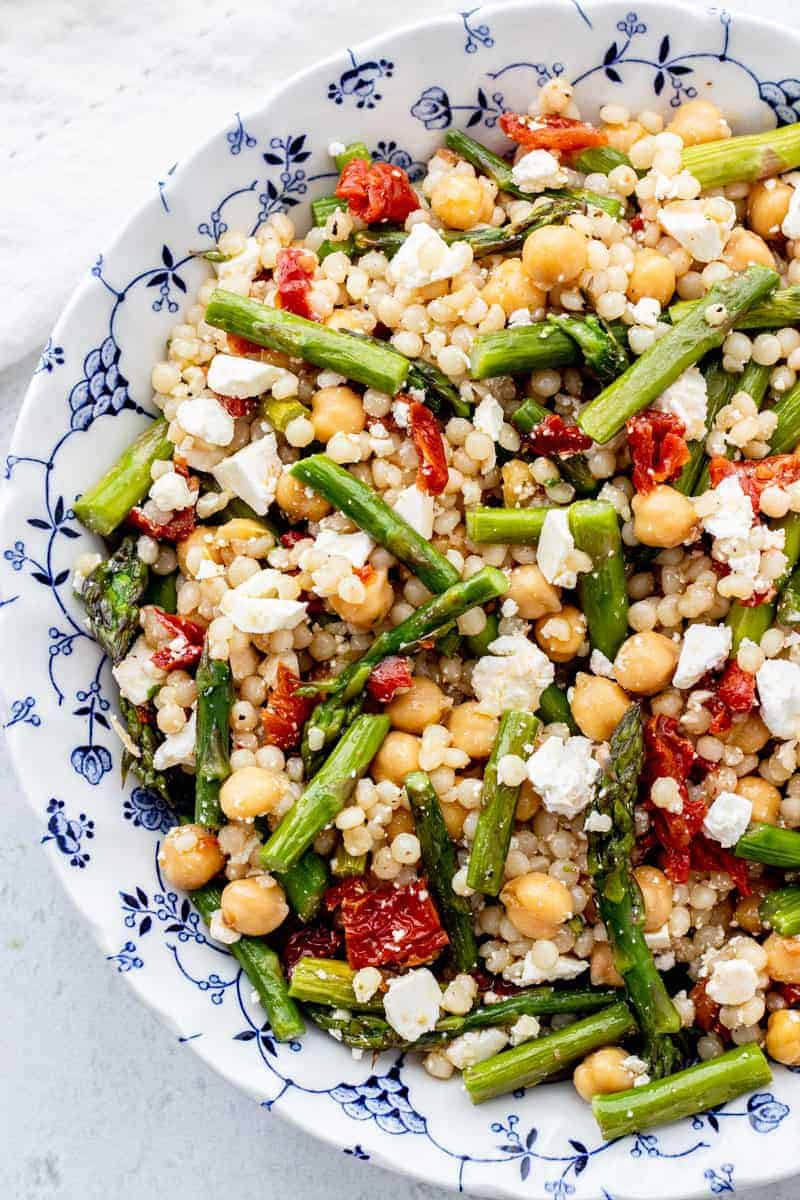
[275,470,332,523]
[590,942,624,988]
[766,1009,800,1066]
[534,605,586,662]
[515,780,541,822]
[604,120,645,154]
[220,876,289,936]
[387,676,448,734]
[723,227,775,272]
[177,527,220,577]
[614,632,679,696]
[159,824,225,891]
[500,871,574,939]
[522,225,588,289]
[329,567,394,629]
[371,731,421,785]
[632,485,698,548]
[220,766,287,820]
[430,173,493,230]
[633,865,673,932]
[724,713,771,754]
[627,249,677,307]
[502,459,537,507]
[447,702,499,759]
[310,385,366,442]
[482,257,546,316]
[734,893,764,935]
[441,798,468,839]
[748,179,794,240]
[573,1046,635,1102]
[736,776,781,825]
[765,932,800,983]
[385,805,416,841]
[508,564,562,620]
[666,99,731,146]
[571,674,632,742]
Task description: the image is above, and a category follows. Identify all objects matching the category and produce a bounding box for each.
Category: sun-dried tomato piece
[227,332,264,356]
[690,978,728,1039]
[408,401,449,495]
[261,663,317,750]
[150,609,205,671]
[216,394,258,418]
[472,969,522,998]
[282,924,343,977]
[779,983,800,1007]
[136,704,153,724]
[527,413,592,457]
[281,529,309,549]
[335,159,420,224]
[353,563,376,585]
[630,214,645,234]
[500,112,608,152]
[709,454,800,515]
[128,505,197,543]
[643,716,707,883]
[627,409,690,493]
[274,247,317,320]
[367,656,413,703]
[328,877,449,969]
[691,834,752,896]
[708,662,757,736]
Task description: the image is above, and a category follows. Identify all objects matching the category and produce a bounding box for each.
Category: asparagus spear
[670,284,800,330]
[191,882,305,1041]
[777,563,800,626]
[466,505,552,544]
[682,121,800,189]
[261,715,390,873]
[311,195,348,226]
[194,645,233,828]
[289,957,385,1011]
[578,266,779,444]
[300,566,508,769]
[760,885,800,935]
[548,313,629,383]
[467,711,539,896]
[727,512,800,652]
[290,454,459,593]
[470,323,580,380]
[119,697,173,804]
[81,536,149,663]
[276,849,330,922]
[512,396,597,497]
[465,609,499,658]
[73,417,174,537]
[593,1044,772,1139]
[331,842,367,878]
[691,360,770,495]
[260,395,311,433]
[334,140,370,170]
[674,360,737,496]
[339,330,471,419]
[406,771,478,971]
[574,145,633,175]
[463,1000,636,1104]
[205,290,409,395]
[735,823,800,868]
[143,568,178,613]
[768,376,800,455]
[569,500,629,660]
[537,683,578,733]
[587,705,682,1075]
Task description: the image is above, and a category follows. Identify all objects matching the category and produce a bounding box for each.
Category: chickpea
[215,517,272,547]
[501,871,573,938]
[748,179,793,240]
[736,776,780,825]
[220,876,289,936]
[515,780,541,822]
[275,471,332,523]
[734,893,764,935]
[508,564,561,620]
[522,225,588,289]
[329,567,394,629]
[430,173,493,230]
[724,714,771,755]
[534,605,586,662]
[590,942,624,988]
[632,485,698,548]
[310,385,365,442]
[447,702,499,759]
[502,459,536,507]
[626,249,677,307]
[441,798,468,839]
[574,1046,635,1102]
[666,99,731,146]
[177,527,220,577]
[371,731,421,785]
[723,227,775,272]
[482,257,546,316]
[571,674,631,742]
[614,632,678,696]
[766,1009,800,1066]
[765,932,800,983]
[633,865,673,932]
[385,806,416,841]
[220,766,287,820]
[387,676,448,734]
[159,824,225,891]
[604,120,645,154]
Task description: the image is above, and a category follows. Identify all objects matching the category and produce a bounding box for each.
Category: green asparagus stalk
[470,323,580,380]
[80,536,149,663]
[311,195,347,226]
[466,505,552,544]
[191,883,304,1041]
[276,848,330,922]
[261,715,390,873]
[512,396,597,496]
[260,395,311,433]
[318,236,355,262]
[331,842,367,878]
[339,330,471,419]
[735,823,800,868]
[574,145,633,175]
[670,284,800,330]
[194,645,233,828]
[777,563,800,626]
[727,512,800,651]
[674,360,737,496]
[333,140,370,170]
[691,360,770,495]
[290,454,459,593]
[73,417,174,536]
[548,313,629,383]
[467,711,540,896]
[205,290,409,395]
[569,500,629,660]
[463,1000,636,1104]
[143,568,178,613]
[768,376,800,455]
[682,121,800,189]
[119,697,173,804]
[578,266,779,444]
[288,956,384,1011]
[465,609,499,658]
[760,885,800,935]
[593,1044,772,1138]
[406,771,478,971]
[537,683,578,733]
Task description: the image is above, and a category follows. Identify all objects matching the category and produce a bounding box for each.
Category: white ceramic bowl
[4,3,800,1195]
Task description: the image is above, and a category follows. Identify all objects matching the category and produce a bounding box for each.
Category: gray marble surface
[3,1,800,1196]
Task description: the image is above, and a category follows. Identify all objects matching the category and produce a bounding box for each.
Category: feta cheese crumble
[212,433,282,515]
[153,709,197,771]
[392,484,435,539]
[653,366,708,442]
[149,470,196,513]
[220,569,308,635]
[706,958,759,1006]
[176,396,235,447]
[757,658,800,739]
[696,475,754,541]
[473,394,505,441]
[703,790,753,848]
[312,529,374,568]
[472,635,554,716]
[510,149,567,193]
[537,508,591,588]
[526,735,601,817]
[672,623,732,690]
[112,636,167,705]
[387,223,473,290]
[383,968,442,1041]
[658,198,736,263]
[207,353,279,399]
[445,1029,509,1069]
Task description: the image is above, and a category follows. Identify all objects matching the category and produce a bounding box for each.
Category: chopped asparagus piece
[194,645,233,828]
[673,360,736,496]
[536,683,578,733]
[735,823,800,868]
[119,697,173,804]
[727,513,800,651]
[277,849,331,922]
[569,500,629,660]
[670,284,800,330]
[682,121,800,189]
[768,376,800,455]
[331,842,367,878]
[466,506,553,544]
[512,396,597,497]
[311,194,347,226]
[81,536,149,664]
[574,145,633,175]
[73,417,174,537]
[334,141,370,171]
[548,313,629,382]
[260,396,311,433]
[760,885,800,935]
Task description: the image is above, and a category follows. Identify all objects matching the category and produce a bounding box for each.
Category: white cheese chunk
[112,636,167,705]
[703,790,753,848]
[176,396,235,446]
[472,635,554,715]
[153,709,197,771]
[757,658,800,739]
[653,366,708,441]
[313,529,374,568]
[386,223,473,290]
[658,199,736,263]
[590,649,615,678]
[526,735,600,817]
[672,623,731,690]
[474,394,505,441]
[207,353,280,400]
[509,1015,541,1046]
[383,968,442,1041]
[510,149,567,193]
[392,484,435,540]
[706,958,759,1006]
[628,297,661,328]
[584,810,612,834]
[444,1029,509,1069]
[222,594,307,635]
[215,236,261,296]
[698,474,754,540]
[537,508,587,588]
[149,470,196,513]
[519,952,589,986]
[211,433,282,515]
[209,907,241,945]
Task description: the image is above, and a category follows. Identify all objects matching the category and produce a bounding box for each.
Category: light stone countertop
[2,1,800,1196]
